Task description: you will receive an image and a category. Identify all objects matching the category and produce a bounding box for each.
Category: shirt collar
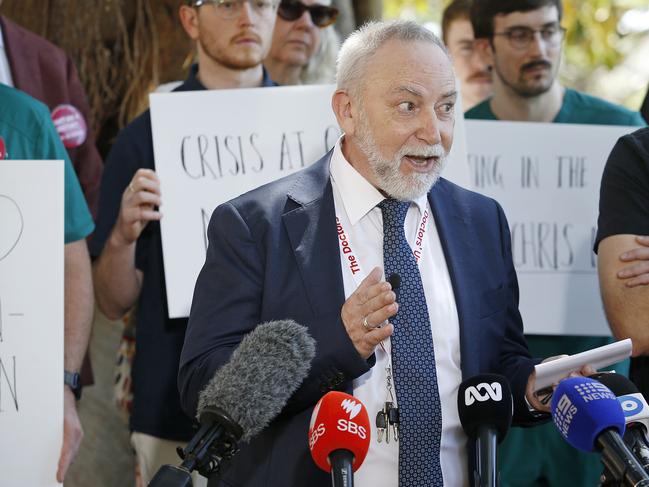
[177,64,277,92]
[330,136,429,225]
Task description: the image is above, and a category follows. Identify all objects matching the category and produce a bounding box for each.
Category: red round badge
[51,104,88,149]
[0,136,6,159]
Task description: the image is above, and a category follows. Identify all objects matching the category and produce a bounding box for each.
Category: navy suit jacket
[179,152,538,486]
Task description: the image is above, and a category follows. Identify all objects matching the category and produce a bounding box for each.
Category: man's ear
[332,90,357,137]
[179,5,200,40]
[473,38,494,69]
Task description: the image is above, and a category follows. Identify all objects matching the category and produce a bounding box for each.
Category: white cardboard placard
[151,85,470,318]
[464,120,637,336]
[0,161,64,486]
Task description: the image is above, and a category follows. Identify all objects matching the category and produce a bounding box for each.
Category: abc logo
[619,396,643,418]
[465,382,502,406]
[337,419,367,440]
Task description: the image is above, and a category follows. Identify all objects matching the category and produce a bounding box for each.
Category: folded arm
[598,234,649,356]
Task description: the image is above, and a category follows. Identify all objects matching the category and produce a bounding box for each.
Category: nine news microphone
[551,377,649,486]
[148,320,316,486]
[308,391,371,487]
[458,374,513,487]
[592,372,649,473]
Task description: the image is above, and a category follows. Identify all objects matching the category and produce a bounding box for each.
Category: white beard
[355,114,448,201]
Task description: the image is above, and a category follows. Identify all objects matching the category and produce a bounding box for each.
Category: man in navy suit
[180,19,555,486]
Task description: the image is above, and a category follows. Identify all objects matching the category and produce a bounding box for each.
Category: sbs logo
[341,398,362,420]
[465,382,502,405]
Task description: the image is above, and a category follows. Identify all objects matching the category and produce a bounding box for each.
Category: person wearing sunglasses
[90,1,280,486]
[265,0,339,85]
[465,1,645,487]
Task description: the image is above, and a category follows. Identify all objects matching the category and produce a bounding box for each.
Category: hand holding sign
[56,389,83,483]
[114,168,162,245]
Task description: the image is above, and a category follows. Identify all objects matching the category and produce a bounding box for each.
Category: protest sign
[0,161,63,486]
[465,121,636,335]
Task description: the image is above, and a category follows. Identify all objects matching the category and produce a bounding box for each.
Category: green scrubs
[465,88,645,486]
[0,83,93,242]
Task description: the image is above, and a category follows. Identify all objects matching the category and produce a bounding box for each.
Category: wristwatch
[64,370,82,400]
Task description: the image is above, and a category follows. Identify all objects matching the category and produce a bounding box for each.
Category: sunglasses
[277,1,339,28]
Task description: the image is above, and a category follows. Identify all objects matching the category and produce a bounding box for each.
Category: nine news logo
[553,393,578,437]
[574,381,616,403]
[464,382,503,406]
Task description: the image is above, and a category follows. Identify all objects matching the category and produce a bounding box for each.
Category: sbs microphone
[457,374,513,487]
[551,377,649,486]
[592,372,649,472]
[308,391,371,487]
[149,320,316,486]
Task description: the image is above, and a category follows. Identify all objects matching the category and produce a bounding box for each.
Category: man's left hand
[525,356,597,413]
[56,387,84,483]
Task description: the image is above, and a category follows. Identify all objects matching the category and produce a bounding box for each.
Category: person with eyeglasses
[90,1,279,486]
[265,0,340,85]
[464,1,645,486]
[441,0,492,111]
[465,0,643,125]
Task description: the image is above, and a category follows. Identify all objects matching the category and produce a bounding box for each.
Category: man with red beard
[90,2,278,485]
[465,1,644,485]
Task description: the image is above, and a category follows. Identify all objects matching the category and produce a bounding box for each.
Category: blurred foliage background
[383,0,649,109]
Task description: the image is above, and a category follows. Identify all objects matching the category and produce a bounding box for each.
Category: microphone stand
[148,407,243,487]
[474,426,498,487]
[597,430,649,487]
[329,449,354,487]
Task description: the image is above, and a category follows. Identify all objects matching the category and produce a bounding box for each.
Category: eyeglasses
[277,1,339,28]
[191,0,278,20]
[493,24,566,50]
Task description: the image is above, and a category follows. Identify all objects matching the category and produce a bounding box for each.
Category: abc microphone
[592,372,649,472]
[308,391,371,487]
[551,377,649,486]
[149,320,316,486]
[458,374,513,487]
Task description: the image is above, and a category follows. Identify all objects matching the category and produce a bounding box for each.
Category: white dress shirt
[329,138,468,486]
[0,23,15,87]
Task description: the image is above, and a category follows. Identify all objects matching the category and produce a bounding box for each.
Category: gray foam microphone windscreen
[196,320,316,441]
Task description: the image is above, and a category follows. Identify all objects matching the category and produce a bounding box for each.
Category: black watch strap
[64,370,82,400]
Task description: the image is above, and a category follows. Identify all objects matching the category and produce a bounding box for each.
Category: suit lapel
[428,180,480,378]
[282,153,346,316]
[1,16,42,97]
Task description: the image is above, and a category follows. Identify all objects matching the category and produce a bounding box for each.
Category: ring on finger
[362,316,371,331]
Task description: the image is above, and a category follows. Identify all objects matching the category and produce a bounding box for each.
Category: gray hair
[336,20,449,100]
[301,26,341,85]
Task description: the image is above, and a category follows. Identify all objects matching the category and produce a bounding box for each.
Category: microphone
[592,372,649,472]
[551,377,649,486]
[308,391,371,487]
[457,374,513,487]
[149,320,316,486]
[387,273,400,303]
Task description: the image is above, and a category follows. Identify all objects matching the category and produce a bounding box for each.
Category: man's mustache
[467,70,492,83]
[521,60,552,72]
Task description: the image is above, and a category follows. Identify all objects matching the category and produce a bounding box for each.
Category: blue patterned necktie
[379,198,443,486]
